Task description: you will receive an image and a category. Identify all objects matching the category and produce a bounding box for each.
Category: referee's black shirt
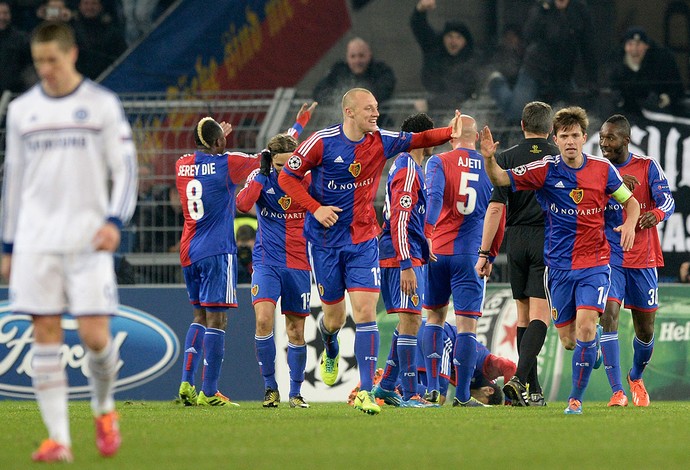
[489,137,560,227]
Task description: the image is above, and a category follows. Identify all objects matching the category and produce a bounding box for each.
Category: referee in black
[475,101,559,406]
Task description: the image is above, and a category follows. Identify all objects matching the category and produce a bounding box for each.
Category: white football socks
[31,343,71,446]
[87,339,119,416]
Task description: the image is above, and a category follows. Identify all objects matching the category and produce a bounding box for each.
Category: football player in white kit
[1,21,137,463]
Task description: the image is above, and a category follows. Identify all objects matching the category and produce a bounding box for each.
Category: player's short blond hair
[31,21,76,51]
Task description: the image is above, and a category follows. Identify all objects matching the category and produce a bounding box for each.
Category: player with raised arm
[1,21,137,462]
[177,105,314,407]
[480,106,641,414]
[372,113,438,408]
[278,88,460,414]
[599,114,675,407]
[236,104,316,409]
[476,101,559,406]
[423,114,498,407]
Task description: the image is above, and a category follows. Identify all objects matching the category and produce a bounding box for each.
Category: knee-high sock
[318,316,340,359]
[453,332,477,403]
[288,342,307,397]
[255,333,277,390]
[516,320,547,393]
[355,321,379,391]
[201,328,225,396]
[379,329,399,391]
[87,339,119,415]
[630,335,654,381]
[422,323,443,393]
[32,343,71,446]
[181,323,205,385]
[397,334,418,400]
[569,338,596,401]
[601,331,623,393]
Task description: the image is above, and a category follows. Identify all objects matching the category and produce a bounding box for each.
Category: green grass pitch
[1,400,688,469]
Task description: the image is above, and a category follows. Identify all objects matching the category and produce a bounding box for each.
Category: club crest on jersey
[569,188,584,204]
[551,307,558,321]
[400,195,413,209]
[278,195,291,211]
[411,294,419,307]
[529,145,542,154]
[349,161,362,178]
[513,165,527,176]
[318,284,325,296]
[74,108,88,121]
[287,155,302,171]
[251,284,259,296]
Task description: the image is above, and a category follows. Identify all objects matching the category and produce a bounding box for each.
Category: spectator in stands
[410,0,479,111]
[121,0,158,44]
[72,0,126,79]
[312,37,396,108]
[36,0,73,22]
[137,184,183,254]
[488,0,598,123]
[0,1,35,93]
[609,27,686,115]
[236,224,256,284]
[488,24,524,93]
[680,261,690,283]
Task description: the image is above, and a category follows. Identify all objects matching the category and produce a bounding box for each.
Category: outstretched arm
[480,126,510,187]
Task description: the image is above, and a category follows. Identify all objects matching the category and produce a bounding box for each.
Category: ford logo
[0,302,179,399]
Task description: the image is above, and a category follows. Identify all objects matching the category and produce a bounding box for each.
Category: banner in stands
[584,110,690,281]
[2,285,689,403]
[103,0,351,94]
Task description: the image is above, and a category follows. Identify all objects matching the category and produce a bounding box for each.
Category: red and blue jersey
[280,125,414,247]
[605,152,674,268]
[508,153,631,270]
[424,148,493,255]
[236,169,312,270]
[176,150,259,267]
[279,124,452,248]
[379,152,428,269]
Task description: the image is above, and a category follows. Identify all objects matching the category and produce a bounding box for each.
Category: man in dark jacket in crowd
[410,0,479,110]
[609,26,686,115]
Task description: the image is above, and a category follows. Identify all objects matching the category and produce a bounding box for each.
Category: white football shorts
[9,251,118,316]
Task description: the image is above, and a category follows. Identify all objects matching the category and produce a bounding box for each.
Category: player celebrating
[480,106,641,414]
[599,114,675,407]
[278,88,461,414]
[373,113,438,408]
[236,104,316,409]
[423,114,497,407]
[177,105,314,407]
[1,21,137,462]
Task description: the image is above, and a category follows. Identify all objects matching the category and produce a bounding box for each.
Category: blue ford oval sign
[0,302,179,399]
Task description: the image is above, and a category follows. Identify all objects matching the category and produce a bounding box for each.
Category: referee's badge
[569,188,584,204]
[529,144,541,154]
[349,161,361,177]
[278,195,292,210]
[251,284,259,296]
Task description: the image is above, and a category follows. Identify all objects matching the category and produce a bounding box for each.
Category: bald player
[422,114,498,407]
[278,88,461,414]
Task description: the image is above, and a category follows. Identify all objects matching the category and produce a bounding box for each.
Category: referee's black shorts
[505,225,546,300]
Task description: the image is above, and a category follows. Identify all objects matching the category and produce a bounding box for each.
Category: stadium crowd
[0,0,686,462]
